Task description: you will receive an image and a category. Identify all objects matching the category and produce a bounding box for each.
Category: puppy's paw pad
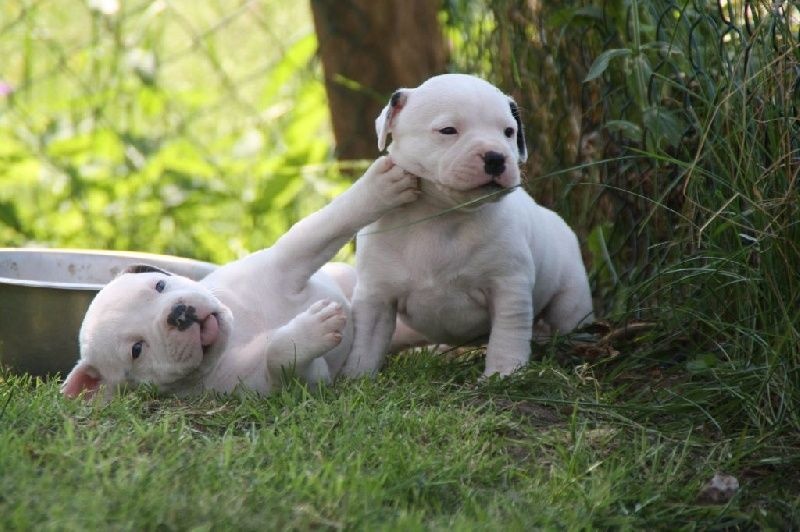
[317,311,346,335]
[324,332,343,347]
[307,299,333,314]
[387,171,419,188]
[308,300,344,324]
[296,300,347,352]
[340,357,378,379]
[395,186,422,205]
[378,171,421,208]
[481,364,521,380]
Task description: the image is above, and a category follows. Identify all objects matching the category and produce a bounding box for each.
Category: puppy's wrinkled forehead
[406,75,510,120]
[81,273,161,338]
[91,273,155,311]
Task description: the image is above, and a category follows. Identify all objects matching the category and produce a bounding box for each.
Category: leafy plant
[0,0,347,265]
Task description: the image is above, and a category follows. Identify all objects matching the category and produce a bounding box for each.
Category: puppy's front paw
[295,299,347,355]
[382,167,421,208]
[482,359,525,379]
[362,156,421,210]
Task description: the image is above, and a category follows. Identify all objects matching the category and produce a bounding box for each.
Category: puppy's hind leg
[320,262,357,301]
[389,319,429,353]
[265,300,347,389]
[543,278,594,334]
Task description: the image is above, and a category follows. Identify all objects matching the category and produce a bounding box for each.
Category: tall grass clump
[640,2,799,433]
[590,0,798,436]
[452,0,799,435]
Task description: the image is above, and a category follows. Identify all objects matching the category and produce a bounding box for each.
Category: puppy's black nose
[167,304,199,331]
[483,151,506,177]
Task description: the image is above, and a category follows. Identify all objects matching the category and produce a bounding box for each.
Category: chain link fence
[0,0,337,264]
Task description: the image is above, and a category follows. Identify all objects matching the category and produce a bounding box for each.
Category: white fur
[62,157,420,400]
[343,74,594,378]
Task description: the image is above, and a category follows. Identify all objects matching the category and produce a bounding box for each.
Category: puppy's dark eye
[132,341,143,360]
[155,280,166,293]
[504,127,514,138]
[438,127,458,135]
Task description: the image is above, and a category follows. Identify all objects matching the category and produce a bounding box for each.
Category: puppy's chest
[401,218,484,269]
[393,228,494,342]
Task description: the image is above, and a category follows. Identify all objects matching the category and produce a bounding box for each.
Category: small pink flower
[0,81,12,97]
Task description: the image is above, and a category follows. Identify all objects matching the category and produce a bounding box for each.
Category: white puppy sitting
[62,157,419,400]
[342,74,594,378]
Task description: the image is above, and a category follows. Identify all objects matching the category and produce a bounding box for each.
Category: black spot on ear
[509,100,528,161]
[390,90,403,108]
[122,264,173,276]
[378,89,411,151]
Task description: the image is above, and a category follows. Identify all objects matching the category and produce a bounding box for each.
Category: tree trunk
[310,0,447,160]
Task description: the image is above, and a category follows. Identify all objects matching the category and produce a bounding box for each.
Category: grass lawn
[2,344,798,530]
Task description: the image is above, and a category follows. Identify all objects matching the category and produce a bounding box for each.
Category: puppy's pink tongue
[200,314,219,346]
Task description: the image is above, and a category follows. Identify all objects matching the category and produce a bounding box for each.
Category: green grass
[2,347,798,530]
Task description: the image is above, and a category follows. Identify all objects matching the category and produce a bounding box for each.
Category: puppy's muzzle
[167,304,199,331]
[482,151,506,178]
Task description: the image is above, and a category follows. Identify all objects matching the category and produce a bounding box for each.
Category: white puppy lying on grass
[343,74,594,379]
[62,157,420,400]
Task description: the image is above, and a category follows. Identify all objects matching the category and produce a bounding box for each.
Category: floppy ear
[375,89,411,152]
[122,264,173,276]
[509,98,528,163]
[61,361,103,400]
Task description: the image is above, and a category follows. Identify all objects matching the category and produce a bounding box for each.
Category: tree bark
[310,0,447,160]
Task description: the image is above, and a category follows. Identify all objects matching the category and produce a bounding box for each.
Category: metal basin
[0,248,217,376]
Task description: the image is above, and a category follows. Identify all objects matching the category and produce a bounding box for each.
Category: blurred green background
[0,0,336,263]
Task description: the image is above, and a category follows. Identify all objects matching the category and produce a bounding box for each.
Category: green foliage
[0,0,351,264]
[593,0,800,433]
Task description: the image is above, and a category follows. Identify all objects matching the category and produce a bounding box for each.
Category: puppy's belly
[400,288,490,344]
